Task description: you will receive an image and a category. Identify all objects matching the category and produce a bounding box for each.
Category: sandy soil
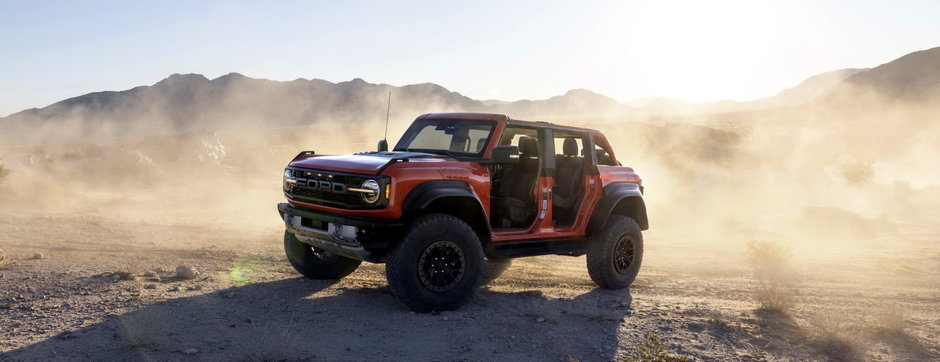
[1,207,938,362]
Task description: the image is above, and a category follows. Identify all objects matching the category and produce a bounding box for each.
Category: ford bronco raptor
[278,113,647,312]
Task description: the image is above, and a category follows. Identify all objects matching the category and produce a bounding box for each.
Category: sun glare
[585,0,819,101]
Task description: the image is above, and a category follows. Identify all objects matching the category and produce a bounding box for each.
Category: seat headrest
[563,137,578,157]
[596,149,611,163]
[519,137,539,157]
[476,137,488,152]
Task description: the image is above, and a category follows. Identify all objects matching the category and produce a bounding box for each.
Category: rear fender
[588,183,649,233]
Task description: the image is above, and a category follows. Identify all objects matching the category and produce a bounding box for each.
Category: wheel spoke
[613,236,635,274]
[418,240,467,292]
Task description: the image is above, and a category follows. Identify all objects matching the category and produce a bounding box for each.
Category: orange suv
[278,113,647,312]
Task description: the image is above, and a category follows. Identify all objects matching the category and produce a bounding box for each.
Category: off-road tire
[283,230,361,279]
[481,258,512,285]
[386,214,484,312]
[587,215,644,289]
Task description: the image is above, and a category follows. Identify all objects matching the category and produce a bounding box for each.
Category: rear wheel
[386,214,484,312]
[586,215,644,289]
[283,230,361,279]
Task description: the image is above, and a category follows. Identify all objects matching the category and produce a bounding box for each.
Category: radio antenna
[384,91,391,140]
[377,91,391,152]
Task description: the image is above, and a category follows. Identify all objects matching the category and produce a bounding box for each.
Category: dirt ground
[1,204,938,361]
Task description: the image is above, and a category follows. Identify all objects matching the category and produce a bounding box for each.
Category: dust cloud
[3,84,938,271]
[0,81,467,239]
[1,76,939,358]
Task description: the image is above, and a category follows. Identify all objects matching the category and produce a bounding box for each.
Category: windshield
[394,119,496,157]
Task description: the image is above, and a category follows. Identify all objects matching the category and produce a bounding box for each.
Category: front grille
[285,168,385,209]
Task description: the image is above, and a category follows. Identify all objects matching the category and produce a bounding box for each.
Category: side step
[489,237,588,259]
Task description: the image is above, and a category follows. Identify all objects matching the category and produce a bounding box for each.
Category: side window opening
[551,131,588,226]
[593,137,617,166]
[490,126,541,229]
[500,128,539,148]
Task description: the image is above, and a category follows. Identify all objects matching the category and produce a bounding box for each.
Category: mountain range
[2,46,938,141]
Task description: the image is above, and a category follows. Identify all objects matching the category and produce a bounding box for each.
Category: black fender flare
[402,180,485,214]
[588,183,649,233]
[401,179,493,250]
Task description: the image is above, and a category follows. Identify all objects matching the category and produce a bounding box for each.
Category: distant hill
[2,45,938,143]
[653,68,866,115]
[2,73,484,134]
[490,89,633,119]
[775,68,867,104]
[822,46,940,104]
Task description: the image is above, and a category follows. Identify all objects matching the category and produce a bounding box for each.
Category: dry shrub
[747,241,791,268]
[621,333,689,362]
[747,241,797,313]
[803,315,863,361]
[232,323,301,362]
[754,284,795,313]
[116,311,166,350]
[871,307,906,336]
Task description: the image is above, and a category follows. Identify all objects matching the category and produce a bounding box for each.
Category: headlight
[283,169,297,185]
[360,179,380,203]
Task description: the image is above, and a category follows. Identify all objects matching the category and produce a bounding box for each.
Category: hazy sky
[2,0,939,116]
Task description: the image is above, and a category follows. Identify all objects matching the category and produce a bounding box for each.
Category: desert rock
[175,266,199,280]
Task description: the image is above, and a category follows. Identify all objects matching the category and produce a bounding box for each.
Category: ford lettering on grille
[308,179,347,193]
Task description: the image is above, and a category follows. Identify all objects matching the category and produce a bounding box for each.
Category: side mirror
[492,145,520,164]
[377,139,389,152]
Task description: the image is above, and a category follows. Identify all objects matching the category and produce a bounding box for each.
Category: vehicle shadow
[2,276,634,361]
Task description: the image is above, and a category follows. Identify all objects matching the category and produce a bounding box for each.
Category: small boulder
[175,266,199,280]
[144,284,157,290]
[31,252,44,260]
[0,249,8,267]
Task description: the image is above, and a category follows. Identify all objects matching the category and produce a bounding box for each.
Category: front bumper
[277,203,404,262]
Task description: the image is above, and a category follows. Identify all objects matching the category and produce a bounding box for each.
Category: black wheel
[283,230,361,279]
[386,214,484,312]
[586,215,644,289]
[481,258,512,285]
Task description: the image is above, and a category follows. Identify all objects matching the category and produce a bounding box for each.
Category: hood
[288,151,441,174]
